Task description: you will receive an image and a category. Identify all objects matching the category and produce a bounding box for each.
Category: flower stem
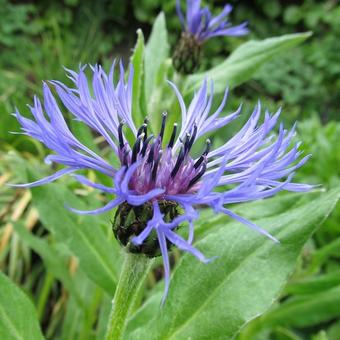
[105,252,151,340]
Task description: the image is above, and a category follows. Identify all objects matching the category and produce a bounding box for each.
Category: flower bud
[173,32,202,75]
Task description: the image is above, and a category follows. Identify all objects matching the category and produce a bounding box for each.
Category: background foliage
[0,0,339,339]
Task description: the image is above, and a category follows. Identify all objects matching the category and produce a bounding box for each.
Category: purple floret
[176,0,248,42]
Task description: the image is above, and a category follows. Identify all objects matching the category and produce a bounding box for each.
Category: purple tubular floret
[176,0,248,43]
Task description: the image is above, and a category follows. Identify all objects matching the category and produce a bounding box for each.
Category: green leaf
[327,320,340,340]
[311,237,340,268]
[130,29,146,127]
[127,188,339,339]
[13,221,83,304]
[144,12,169,108]
[0,272,44,340]
[126,291,162,335]
[284,270,340,295]
[195,192,313,240]
[184,32,312,95]
[96,294,112,340]
[61,270,103,340]
[146,59,175,135]
[30,181,121,296]
[262,285,340,328]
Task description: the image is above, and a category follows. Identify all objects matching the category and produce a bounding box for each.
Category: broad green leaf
[127,193,316,336]
[127,188,339,339]
[184,32,312,95]
[145,12,169,106]
[0,272,44,340]
[30,181,121,296]
[130,29,146,127]
[126,291,162,335]
[195,192,313,240]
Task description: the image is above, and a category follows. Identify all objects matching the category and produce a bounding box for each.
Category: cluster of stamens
[118,112,210,196]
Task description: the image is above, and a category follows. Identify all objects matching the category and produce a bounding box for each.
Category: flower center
[118,113,210,197]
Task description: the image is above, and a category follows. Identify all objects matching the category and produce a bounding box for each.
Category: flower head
[173,0,248,74]
[12,62,311,303]
[176,0,248,42]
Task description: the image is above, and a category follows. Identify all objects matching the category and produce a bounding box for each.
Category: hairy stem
[105,252,151,340]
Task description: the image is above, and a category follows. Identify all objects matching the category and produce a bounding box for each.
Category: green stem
[105,252,150,340]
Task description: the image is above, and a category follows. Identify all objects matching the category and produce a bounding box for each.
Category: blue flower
[176,0,248,42]
[12,62,311,302]
[173,1,248,74]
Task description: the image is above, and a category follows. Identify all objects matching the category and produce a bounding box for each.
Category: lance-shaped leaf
[0,272,44,340]
[130,29,147,127]
[145,12,169,104]
[126,188,339,339]
[184,32,312,95]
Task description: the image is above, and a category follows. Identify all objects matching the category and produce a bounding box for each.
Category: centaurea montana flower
[12,62,311,302]
[173,0,248,73]
[176,0,248,41]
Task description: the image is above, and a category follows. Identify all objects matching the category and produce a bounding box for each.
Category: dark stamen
[194,156,204,169]
[184,132,191,153]
[143,118,149,140]
[188,162,207,188]
[123,149,129,166]
[137,123,147,138]
[194,139,211,169]
[187,124,198,152]
[151,151,162,181]
[131,134,144,164]
[147,142,156,164]
[159,112,167,140]
[171,147,185,178]
[118,121,125,149]
[143,125,147,140]
[168,123,178,148]
[203,138,211,155]
[141,135,153,157]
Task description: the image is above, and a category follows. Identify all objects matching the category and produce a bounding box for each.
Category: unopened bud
[173,32,202,75]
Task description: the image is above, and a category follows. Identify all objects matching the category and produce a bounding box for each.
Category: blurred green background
[0,0,339,339]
